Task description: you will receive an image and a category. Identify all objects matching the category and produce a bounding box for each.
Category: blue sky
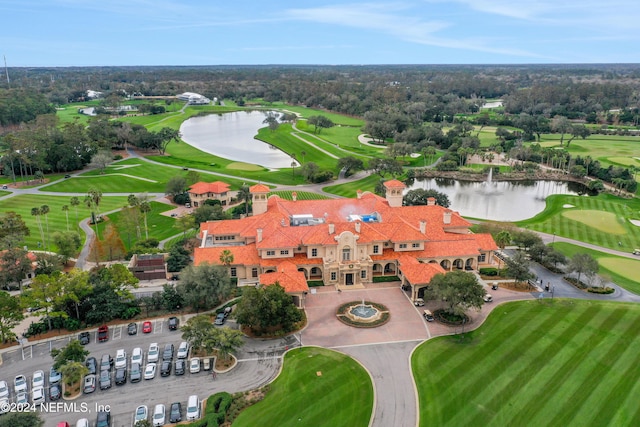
[2,0,640,66]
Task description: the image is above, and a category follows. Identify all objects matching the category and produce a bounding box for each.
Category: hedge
[372,275,400,283]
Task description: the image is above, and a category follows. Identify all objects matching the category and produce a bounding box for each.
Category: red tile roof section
[189,181,230,194]
[397,255,446,284]
[383,179,406,189]
[260,261,309,293]
[250,184,270,193]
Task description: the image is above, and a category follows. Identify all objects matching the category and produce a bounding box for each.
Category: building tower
[250,184,270,216]
[383,180,406,208]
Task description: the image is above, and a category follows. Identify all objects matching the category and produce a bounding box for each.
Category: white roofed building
[176,92,210,105]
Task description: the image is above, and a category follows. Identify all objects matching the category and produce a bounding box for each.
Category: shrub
[479,267,498,276]
[372,275,400,282]
[588,287,615,294]
[307,280,324,287]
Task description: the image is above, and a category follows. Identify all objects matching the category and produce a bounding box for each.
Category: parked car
[85,357,98,375]
[202,357,211,371]
[148,343,159,363]
[134,405,148,424]
[75,419,89,427]
[190,357,201,374]
[131,347,143,365]
[31,386,45,404]
[130,363,142,383]
[83,375,96,394]
[177,342,189,359]
[0,380,8,399]
[423,309,435,322]
[96,410,111,427]
[169,402,182,423]
[152,404,166,427]
[168,316,179,330]
[49,367,62,385]
[115,349,127,369]
[413,298,425,307]
[99,370,111,390]
[57,423,70,427]
[49,383,61,401]
[186,395,200,421]
[115,367,127,385]
[175,359,186,376]
[633,249,640,255]
[144,363,156,380]
[162,343,174,361]
[160,360,172,377]
[142,321,152,334]
[223,306,232,318]
[214,312,226,325]
[127,322,138,335]
[483,294,493,303]
[64,174,71,179]
[97,325,109,342]
[16,391,28,404]
[0,398,9,415]
[78,331,90,345]
[100,354,113,372]
[32,370,45,389]
[14,375,27,394]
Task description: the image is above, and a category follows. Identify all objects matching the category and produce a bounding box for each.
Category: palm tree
[139,201,151,240]
[62,205,70,231]
[31,207,45,248]
[494,230,511,273]
[219,249,234,266]
[40,205,50,250]
[236,185,251,216]
[70,196,80,224]
[300,150,307,164]
[215,328,244,362]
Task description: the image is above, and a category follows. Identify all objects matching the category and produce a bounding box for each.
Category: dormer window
[342,246,351,261]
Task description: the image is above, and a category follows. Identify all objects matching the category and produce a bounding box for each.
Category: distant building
[128,254,167,281]
[188,181,231,207]
[0,251,37,290]
[86,90,103,99]
[176,92,210,105]
[194,180,498,304]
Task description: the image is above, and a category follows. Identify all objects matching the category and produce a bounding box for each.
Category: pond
[179,111,296,169]
[405,178,593,221]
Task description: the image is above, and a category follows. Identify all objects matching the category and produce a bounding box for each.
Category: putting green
[598,257,640,281]
[606,156,640,167]
[561,210,626,234]
[226,161,263,171]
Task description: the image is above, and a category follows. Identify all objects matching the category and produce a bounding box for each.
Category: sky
[2,0,640,66]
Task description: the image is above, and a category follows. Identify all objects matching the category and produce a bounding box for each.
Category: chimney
[356,189,363,199]
[427,197,436,206]
[355,221,361,233]
[443,210,452,224]
[292,191,297,201]
[257,228,263,242]
[419,220,426,234]
[328,223,335,234]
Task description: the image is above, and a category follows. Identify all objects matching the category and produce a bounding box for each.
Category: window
[252,268,258,278]
[280,250,289,255]
[330,272,337,281]
[230,267,237,277]
[360,270,367,279]
[214,235,234,241]
[478,254,486,262]
[342,247,351,261]
[266,250,275,256]
[311,248,318,257]
[412,243,420,248]
[399,243,407,249]
[373,245,379,254]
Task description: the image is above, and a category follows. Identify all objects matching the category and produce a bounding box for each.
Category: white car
[152,403,166,427]
[131,347,143,365]
[148,343,159,363]
[14,375,27,394]
[177,342,189,359]
[144,363,156,380]
[32,370,45,389]
[186,395,200,421]
[76,419,90,427]
[189,357,201,374]
[16,391,28,404]
[0,381,8,399]
[31,386,45,405]
[134,405,148,424]
[115,349,127,369]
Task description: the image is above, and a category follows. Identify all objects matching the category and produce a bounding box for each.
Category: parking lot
[0,317,289,427]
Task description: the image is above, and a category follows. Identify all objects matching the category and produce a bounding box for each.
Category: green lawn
[269,190,332,200]
[517,193,640,252]
[550,242,640,294]
[323,174,382,197]
[233,347,373,427]
[0,195,129,250]
[413,299,640,427]
[267,102,364,126]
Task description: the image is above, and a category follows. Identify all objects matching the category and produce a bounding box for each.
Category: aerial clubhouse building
[194,180,498,305]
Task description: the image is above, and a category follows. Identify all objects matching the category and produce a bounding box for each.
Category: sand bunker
[630,219,640,227]
[563,204,575,208]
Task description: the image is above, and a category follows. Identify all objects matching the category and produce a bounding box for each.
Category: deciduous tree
[0,291,23,342]
[428,271,485,317]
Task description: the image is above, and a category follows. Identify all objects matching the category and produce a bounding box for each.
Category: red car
[97,325,109,342]
[142,321,152,334]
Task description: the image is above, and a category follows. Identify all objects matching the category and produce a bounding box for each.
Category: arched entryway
[384,263,396,275]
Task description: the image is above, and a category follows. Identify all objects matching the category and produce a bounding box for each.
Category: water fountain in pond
[482,167,500,194]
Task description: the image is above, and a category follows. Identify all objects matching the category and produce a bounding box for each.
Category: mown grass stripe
[518,307,624,425]
[462,305,602,427]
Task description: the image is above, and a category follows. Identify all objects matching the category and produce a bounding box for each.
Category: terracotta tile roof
[193,245,261,266]
[383,179,406,189]
[260,261,309,293]
[250,184,270,193]
[397,255,446,284]
[189,181,230,195]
